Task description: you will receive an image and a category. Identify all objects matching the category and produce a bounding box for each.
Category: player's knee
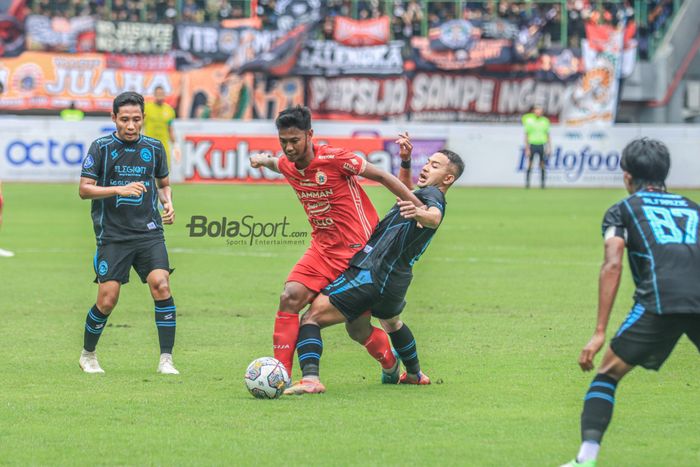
[345,325,366,344]
[279,289,305,313]
[151,278,171,298]
[380,318,402,333]
[98,295,118,314]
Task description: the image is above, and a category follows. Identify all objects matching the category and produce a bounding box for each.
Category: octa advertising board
[0,119,113,181]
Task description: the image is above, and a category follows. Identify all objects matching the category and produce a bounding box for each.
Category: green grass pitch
[0,183,698,466]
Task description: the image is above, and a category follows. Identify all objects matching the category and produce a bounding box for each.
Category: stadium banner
[0,52,181,112]
[95,20,174,54]
[0,0,26,57]
[307,75,409,119]
[333,16,390,46]
[294,40,404,76]
[274,0,324,32]
[105,53,176,72]
[173,23,282,64]
[178,66,303,119]
[25,14,96,53]
[562,23,624,126]
[236,23,314,76]
[412,35,512,71]
[306,73,577,123]
[0,118,114,181]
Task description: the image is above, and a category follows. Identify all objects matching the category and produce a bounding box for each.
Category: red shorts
[287,247,351,293]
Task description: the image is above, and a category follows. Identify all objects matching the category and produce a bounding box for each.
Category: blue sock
[581,373,618,444]
[155,297,176,354]
[84,305,109,352]
[297,324,322,377]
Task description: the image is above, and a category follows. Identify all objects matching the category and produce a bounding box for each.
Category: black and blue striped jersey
[349,186,446,293]
[603,189,700,315]
[81,133,169,245]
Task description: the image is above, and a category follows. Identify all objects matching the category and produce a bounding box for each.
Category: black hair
[154,85,165,92]
[275,105,312,131]
[438,149,465,181]
[113,91,144,115]
[620,137,670,191]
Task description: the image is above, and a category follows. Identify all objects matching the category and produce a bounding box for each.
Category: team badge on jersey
[140,148,152,163]
[83,154,94,169]
[315,170,327,185]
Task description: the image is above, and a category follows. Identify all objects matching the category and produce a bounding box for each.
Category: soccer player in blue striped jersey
[77,92,179,375]
[561,138,700,467]
[285,136,464,395]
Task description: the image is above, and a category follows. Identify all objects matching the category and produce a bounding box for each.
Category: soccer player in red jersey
[250,106,422,377]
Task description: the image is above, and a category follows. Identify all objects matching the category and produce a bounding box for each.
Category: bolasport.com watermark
[185,215,308,246]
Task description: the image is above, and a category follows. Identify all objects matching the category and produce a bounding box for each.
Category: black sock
[297,324,322,377]
[389,324,420,374]
[84,305,109,352]
[581,373,618,443]
[526,167,532,188]
[540,168,546,188]
[154,297,176,354]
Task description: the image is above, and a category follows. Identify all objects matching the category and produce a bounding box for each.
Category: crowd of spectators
[25,0,680,57]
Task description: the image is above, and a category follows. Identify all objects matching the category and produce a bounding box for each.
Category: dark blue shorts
[610,303,700,370]
[93,237,172,284]
[322,267,407,321]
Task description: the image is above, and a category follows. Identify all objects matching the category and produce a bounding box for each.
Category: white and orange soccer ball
[244,357,290,399]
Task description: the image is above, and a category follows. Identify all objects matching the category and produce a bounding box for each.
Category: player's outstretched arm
[157,176,174,224]
[579,236,625,371]
[361,164,423,208]
[250,153,280,173]
[79,177,146,200]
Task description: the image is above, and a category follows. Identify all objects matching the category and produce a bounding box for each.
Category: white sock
[577,440,600,462]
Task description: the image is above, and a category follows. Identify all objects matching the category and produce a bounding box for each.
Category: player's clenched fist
[117,182,147,197]
[161,201,175,224]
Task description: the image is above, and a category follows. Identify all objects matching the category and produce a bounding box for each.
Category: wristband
[400,160,411,169]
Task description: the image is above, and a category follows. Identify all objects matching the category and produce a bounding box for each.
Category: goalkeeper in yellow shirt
[144,86,177,165]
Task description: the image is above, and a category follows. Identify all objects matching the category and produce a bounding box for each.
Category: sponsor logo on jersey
[83,154,94,169]
[124,147,136,153]
[111,149,119,159]
[315,170,327,185]
[114,165,147,175]
[298,188,333,199]
[343,162,359,174]
[140,148,152,163]
[98,260,109,276]
[311,218,334,227]
[363,245,374,254]
[349,243,361,248]
[306,200,331,215]
[318,154,335,159]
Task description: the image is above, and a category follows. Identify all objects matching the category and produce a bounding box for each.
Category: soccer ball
[244,357,290,399]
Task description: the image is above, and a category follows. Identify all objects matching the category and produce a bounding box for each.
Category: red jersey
[277,144,379,260]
